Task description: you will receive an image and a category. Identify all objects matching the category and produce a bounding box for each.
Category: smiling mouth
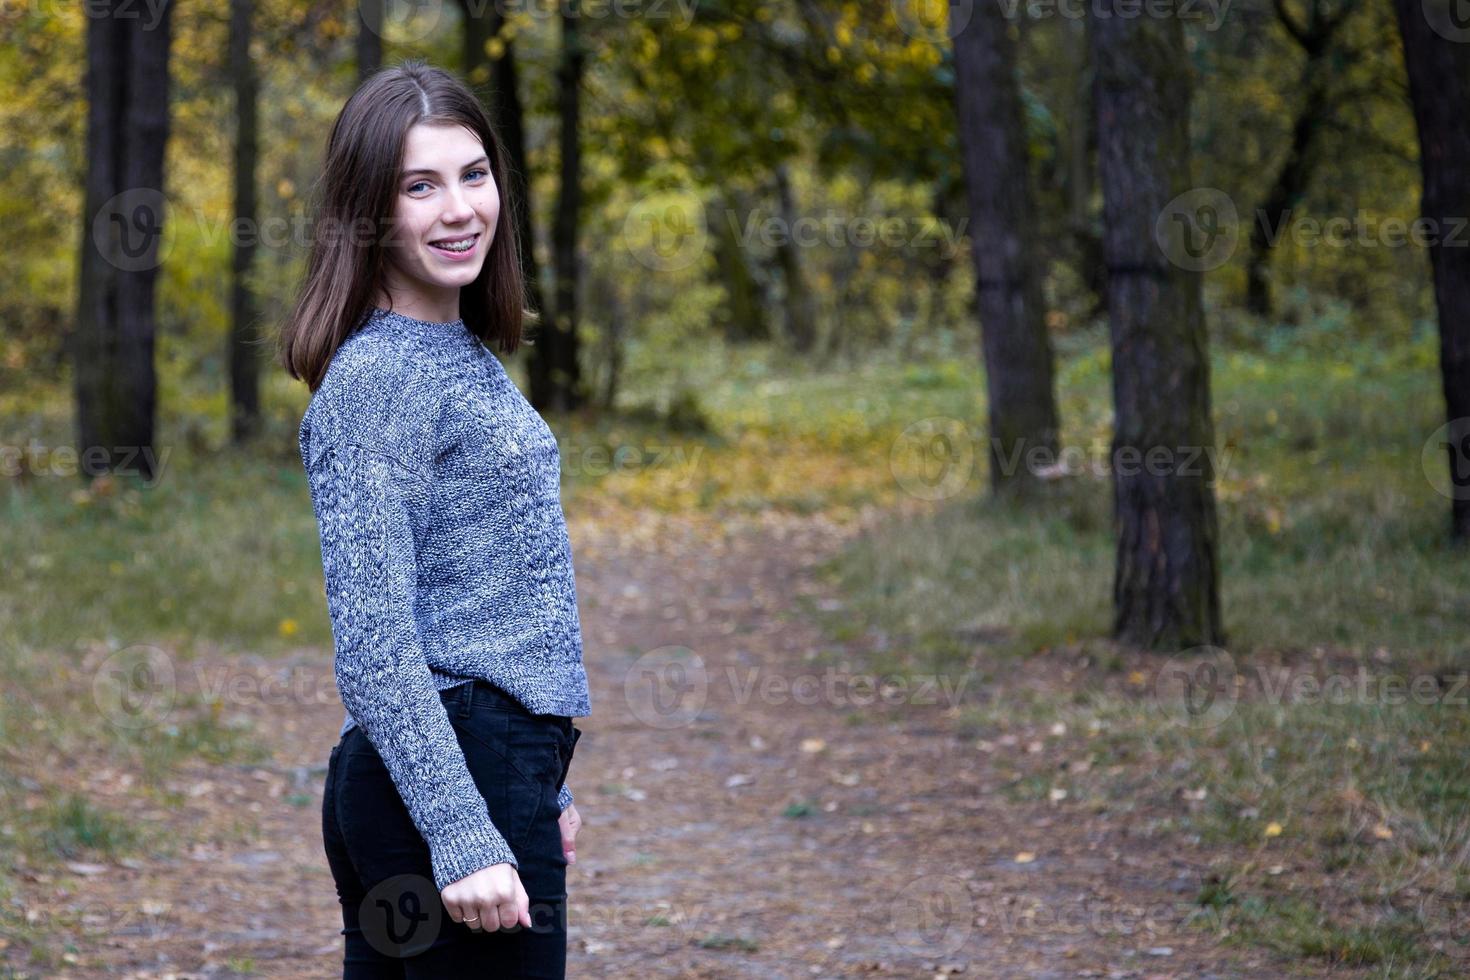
[429,233,479,252]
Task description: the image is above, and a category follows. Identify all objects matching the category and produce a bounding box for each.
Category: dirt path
[18,502,1312,978]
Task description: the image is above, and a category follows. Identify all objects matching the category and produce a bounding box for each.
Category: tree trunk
[1064,18,1106,319]
[1246,71,1327,318]
[1245,0,1363,317]
[1089,10,1225,649]
[536,0,587,413]
[230,0,261,444]
[357,0,382,83]
[74,0,173,484]
[773,163,818,354]
[1392,0,1470,542]
[590,271,626,411]
[460,1,494,101]
[711,189,770,344]
[950,0,1061,495]
[458,1,547,347]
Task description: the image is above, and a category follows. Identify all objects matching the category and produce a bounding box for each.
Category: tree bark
[1245,70,1327,317]
[1064,17,1106,319]
[230,0,260,444]
[1089,10,1225,649]
[1392,0,1470,542]
[1245,0,1360,317]
[357,0,382,83]
[773,163,818,354]
[950,1,1061,495]
[75,0,173,483]
[536,0,587,412]
[711,188,770,344]
[458,1,548,361]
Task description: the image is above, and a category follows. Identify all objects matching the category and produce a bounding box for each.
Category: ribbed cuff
[557,783,574,812]
[428,816,518,893]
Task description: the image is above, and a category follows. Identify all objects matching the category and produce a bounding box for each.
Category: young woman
[278,60,590,978]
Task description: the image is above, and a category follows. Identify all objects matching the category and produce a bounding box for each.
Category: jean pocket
[450,710,562,852]
[557,726,581,791]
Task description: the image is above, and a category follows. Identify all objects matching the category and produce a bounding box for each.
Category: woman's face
[381,121,500,316]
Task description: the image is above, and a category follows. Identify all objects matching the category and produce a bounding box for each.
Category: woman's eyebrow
[401,155,489,179]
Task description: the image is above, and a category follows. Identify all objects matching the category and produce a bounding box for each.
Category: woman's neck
[373,287,460,326]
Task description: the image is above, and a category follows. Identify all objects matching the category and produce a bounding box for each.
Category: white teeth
[431,236,476,252]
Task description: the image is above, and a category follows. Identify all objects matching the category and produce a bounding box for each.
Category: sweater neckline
[362,306,480,352]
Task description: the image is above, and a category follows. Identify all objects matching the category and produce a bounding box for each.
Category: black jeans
[322,679,581,978]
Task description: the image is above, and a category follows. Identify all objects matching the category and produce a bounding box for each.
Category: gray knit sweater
[298,306,591,891]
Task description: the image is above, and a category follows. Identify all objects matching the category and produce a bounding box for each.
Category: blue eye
[405,170,487,195]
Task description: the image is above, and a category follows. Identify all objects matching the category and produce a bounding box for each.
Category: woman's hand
[559,803,581,864]
[441,862,530,932]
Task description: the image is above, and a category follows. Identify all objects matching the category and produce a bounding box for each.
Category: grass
[802,327,1468,971]
[2,316,1466,971]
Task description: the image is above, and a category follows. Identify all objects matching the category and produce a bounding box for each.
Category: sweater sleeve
[557,783,574,812]
[307,439,519,891]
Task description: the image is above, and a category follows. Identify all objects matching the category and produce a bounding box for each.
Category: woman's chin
[422,263,485,288]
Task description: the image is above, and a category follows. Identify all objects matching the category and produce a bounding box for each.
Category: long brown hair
[278,59,531,392]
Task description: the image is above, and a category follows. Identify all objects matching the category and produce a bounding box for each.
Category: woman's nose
[441,185,474,222]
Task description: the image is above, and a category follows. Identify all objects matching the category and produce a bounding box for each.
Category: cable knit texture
[299,306,591,892]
